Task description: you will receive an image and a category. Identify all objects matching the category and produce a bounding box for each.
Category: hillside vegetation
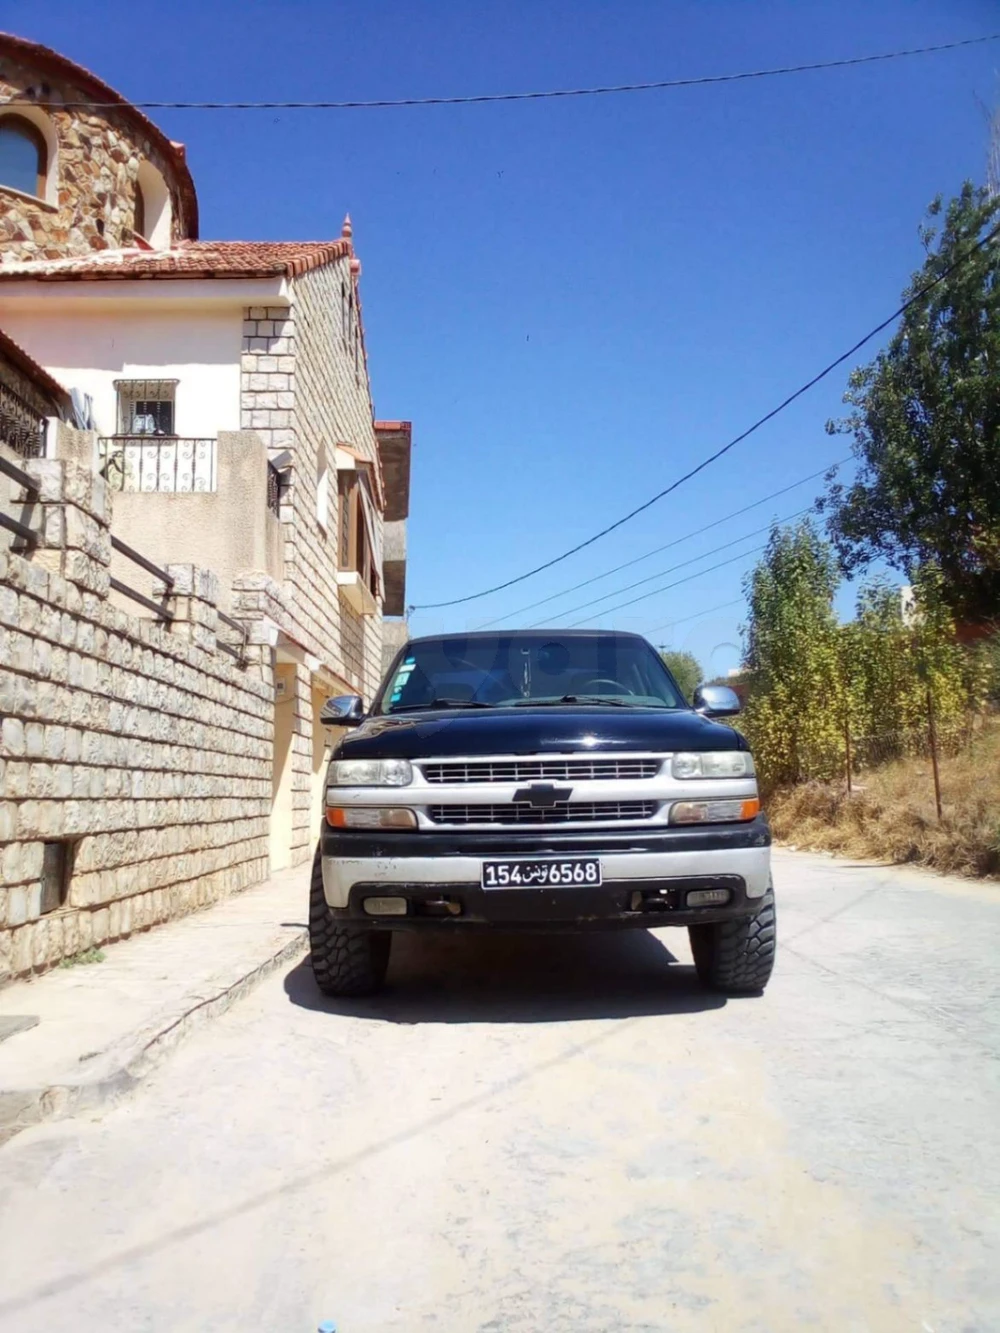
[766,716,1000,879]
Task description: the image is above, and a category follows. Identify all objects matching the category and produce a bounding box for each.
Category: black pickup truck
[311,630,774,997]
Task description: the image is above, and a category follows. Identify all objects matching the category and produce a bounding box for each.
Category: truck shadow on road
[284,928,727,1023]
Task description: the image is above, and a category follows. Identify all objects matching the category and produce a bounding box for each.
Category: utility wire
[570,544,768,627]
[34,34,1000,109]
[539,507,809,626]
[413,216,1000,612]
[648,597,744,637]
[477,458,846,628]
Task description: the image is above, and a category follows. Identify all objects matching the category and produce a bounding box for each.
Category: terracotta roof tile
[0,240,353,282]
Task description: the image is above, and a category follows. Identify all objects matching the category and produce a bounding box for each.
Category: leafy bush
[740,520,844,789]
[740,526,986,792]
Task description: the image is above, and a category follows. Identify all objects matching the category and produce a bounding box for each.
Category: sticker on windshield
[388,658,417,701]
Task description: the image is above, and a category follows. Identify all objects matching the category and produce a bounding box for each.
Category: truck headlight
[670,798,760,824]
[671,751,755,779]
[329,758,413,787]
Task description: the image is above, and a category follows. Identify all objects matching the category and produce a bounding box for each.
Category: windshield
[377,634,686,713]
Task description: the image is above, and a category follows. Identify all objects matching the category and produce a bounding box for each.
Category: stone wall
[0,44,194,262]
[0,459,273,982]
[291,261,385,701]
[239,263,385,701]
[235,264,389,872]
[238,259,386,703]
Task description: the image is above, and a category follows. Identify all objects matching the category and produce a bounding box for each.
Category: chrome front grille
[427,801,658,826]
[420,757,662,784]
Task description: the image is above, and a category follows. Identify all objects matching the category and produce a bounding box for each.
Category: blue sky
[8,0,999,676]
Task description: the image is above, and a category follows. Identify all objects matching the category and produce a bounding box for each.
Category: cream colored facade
[0,248,407,877]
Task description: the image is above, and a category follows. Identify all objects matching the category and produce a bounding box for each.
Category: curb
[0,929,308,1145]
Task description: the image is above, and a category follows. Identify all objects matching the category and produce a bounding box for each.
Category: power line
[537,507,810,626]
[648,597,745,636]
[31,33,1000,110]
[544,506,810,626]
[477,458,846,628]
[412,217,1000,612]
[570,545,768,626]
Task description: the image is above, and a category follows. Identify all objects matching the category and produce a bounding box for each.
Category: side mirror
[693,684,741,718]
[319,694,365,727]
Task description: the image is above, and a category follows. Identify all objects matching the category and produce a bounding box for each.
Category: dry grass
[766,717,1000,879]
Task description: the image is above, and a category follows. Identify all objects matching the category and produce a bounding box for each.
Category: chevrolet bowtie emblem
[514,783,573,809]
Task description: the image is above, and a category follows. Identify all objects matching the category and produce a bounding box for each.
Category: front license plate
[481,858,602,889]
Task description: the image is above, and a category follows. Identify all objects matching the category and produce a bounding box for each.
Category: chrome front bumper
[322,842,771,909]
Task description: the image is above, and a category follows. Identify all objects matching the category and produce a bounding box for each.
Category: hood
[334,706,748,760]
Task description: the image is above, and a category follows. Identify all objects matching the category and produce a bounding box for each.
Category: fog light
[363,896,408,916]
[326,807,418,829]
[686,888,732,907]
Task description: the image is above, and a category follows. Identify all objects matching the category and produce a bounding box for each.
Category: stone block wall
[0,460,274,982]
[234,266,387,876]
[239,265,386,703]
[293,261,385,701]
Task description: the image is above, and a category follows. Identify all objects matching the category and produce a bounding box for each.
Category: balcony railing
[99,436,217,493]
[0,381,47,460]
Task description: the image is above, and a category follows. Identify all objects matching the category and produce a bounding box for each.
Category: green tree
[658,649,703,702]
[908,563,985,740]
[740,520,844,788]
[840,576,915,759]
[822,183,1000,624]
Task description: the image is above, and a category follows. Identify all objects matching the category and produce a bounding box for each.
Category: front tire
[688,890,776,995]
[309,847,391,996]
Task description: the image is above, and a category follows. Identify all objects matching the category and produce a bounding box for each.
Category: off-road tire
[688,890,776,995]
[309,847,391,996]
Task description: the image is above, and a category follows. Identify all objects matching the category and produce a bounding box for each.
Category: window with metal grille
[115,379,178,435]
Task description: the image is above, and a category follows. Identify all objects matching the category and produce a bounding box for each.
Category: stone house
[0,31,411,894]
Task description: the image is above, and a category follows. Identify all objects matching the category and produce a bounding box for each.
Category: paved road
[1,850,999,1332]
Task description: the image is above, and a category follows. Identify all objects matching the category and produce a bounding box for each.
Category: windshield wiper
[389,698,496,713]
[509,695,643,708]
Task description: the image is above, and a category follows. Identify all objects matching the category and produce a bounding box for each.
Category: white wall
[0,306,242,439]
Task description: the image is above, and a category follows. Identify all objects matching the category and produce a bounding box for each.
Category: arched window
[0,114,47,198]
[133,160,172,247]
